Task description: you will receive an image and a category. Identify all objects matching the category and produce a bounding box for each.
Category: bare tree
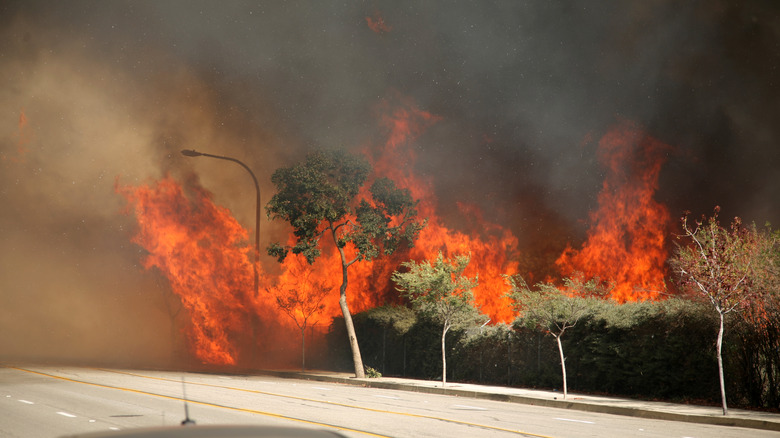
[670,206,765,415]
[269,256,331,371]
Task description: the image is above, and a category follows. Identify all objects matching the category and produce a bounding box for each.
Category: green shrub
[323,296,779,408]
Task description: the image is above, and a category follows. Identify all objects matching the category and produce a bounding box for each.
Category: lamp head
[180,149,202,157]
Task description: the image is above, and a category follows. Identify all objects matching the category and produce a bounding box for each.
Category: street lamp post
[181,149,261,366]
[180,149,261,300]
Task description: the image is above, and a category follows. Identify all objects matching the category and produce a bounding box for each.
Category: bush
[322,297,778,409]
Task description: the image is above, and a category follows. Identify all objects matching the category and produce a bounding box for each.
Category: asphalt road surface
[0,366,772,438]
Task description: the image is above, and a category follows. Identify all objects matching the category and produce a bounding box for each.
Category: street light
[180,149,261,300]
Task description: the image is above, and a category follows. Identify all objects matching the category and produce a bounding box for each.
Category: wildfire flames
[118,104,671,364]
[556,120,671,302]
[366,98,520,323]
[116,175,274,365]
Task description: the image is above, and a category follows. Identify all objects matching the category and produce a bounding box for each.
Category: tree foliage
[266,149,425,378]
[507,274,611,399]
[267,149,424,265]
[392,252,485,386]
[732,226,780,408]
[365,305,417,335]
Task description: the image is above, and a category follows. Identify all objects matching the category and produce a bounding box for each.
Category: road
[0,366,773,438]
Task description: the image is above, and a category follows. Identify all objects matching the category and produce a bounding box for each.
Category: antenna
[180,377,196,426]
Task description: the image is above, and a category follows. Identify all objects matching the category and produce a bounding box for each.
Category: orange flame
[365,96,520,323]
[116,175,275,365]
[366,12,392,34]
[556,120,671,302]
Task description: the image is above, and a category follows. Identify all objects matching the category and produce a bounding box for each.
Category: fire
[556,120,671,302]
[116,105,674,365]
[116,175,275,365]
[365,97,520,323]
[366,12,392,34]
[263,96,521,325]
[115,98,522,369]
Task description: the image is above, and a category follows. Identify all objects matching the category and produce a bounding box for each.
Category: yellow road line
[96,367,555,438]
[11,367,387,438]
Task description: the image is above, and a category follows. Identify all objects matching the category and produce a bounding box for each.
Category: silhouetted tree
[269,255,331,371]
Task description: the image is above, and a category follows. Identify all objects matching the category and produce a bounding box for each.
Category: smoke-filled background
[1,1,778,366]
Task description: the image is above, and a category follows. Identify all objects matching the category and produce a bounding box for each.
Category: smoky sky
[1,1,779,364]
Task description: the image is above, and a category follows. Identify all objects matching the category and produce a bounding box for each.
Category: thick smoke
[1,1,778,366]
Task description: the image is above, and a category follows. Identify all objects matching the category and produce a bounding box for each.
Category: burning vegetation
[556,120,672,302]
[117,98,677,366]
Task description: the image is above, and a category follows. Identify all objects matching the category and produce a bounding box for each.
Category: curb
[261,370,780,432]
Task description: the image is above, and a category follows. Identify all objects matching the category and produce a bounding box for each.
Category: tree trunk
[382,326,386,375]
[300,326,306,371]
[717,311,728,415]
[403,334,407,376]
[334,237,365,378]
[557,335,568,399]
[441,324,449,387]
[340,290,365,378]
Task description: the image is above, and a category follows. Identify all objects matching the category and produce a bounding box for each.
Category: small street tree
[506,274,609,399]
[670,206,767,415]
[266,149,425,378]
[392,252,485,387]
[268,256,330,371]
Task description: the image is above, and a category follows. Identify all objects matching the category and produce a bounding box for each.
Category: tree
[266,149,425,378]
[392,252,485,386]
[268,256,330,371]
[506,274,608,399]
[669,206,766,415]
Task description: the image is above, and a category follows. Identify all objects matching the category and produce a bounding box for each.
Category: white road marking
[18,399,34,404]
[555,417,595,424]
[57,412,77,418]
[109,427,120,431]
[453,404,488,410]
[373,394,400,400]
[312,387,332,391]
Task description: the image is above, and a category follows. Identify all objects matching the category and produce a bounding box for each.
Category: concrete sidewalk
[263,370,780,433]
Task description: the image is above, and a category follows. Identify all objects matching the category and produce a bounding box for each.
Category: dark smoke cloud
[1,0,778,365]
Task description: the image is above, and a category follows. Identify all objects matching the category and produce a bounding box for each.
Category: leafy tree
[392,252,486,386]
[268,256,330,371]
[266,149,425,378]
[670,207,767,415]
[507,274,609,399]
